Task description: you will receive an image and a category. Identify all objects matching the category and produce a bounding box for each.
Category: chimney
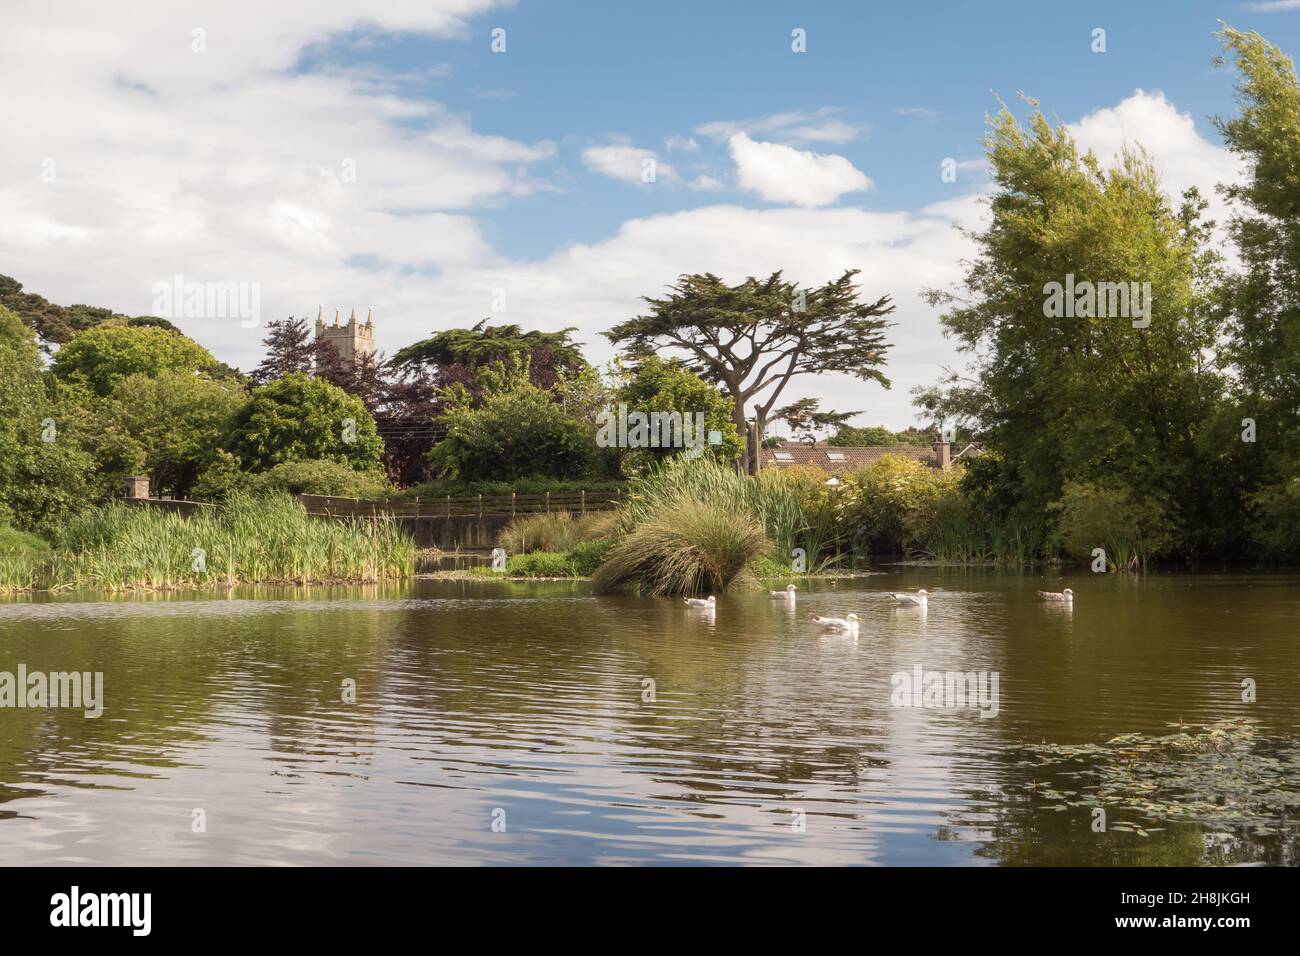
[934,440,952,470]
[125,475,150,499]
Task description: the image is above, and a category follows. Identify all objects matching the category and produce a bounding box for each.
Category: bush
[258,460,391,498]
[593,495,768,595]
[498,511,614,553]
[837,454,960,558]
[567,537,614,576]
[1052,481,1172,570]
[505,550,579,577]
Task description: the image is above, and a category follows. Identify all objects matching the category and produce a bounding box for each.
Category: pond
[1,571,1297,865]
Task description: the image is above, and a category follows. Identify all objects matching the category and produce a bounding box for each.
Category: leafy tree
[919,98,1232,558]
[226,373,383,473]
[614,356,742,465]
[606,271,894,474]
[51,325,219,396]
[87,370,246,498]
[1215,27,1300,558]
[773,398,859,445]
[0,306,95,535]
[391,320,585,379]
[427,364,599,482]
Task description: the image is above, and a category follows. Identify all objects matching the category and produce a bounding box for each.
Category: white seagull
[768,585,798,600]
[684,595,716,608]
[888,589,928,607]
[812,613,859,632]
[1037,588,1074,603]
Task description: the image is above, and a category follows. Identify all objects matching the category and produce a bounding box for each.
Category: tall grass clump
[593,495,767,595]
[32,492,415,591]
[498,511,614,554]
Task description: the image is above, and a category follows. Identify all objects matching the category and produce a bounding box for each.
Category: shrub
[498,511,614,553]
[593,495,768,595]
[567,537,614,576]
[1052,480,1172,570]
[258,460,391,498]
[505,550,579,577]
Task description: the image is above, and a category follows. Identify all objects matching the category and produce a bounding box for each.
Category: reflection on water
[0,572,1297,865]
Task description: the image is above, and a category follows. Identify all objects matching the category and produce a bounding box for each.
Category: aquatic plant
[1018,718,1300,836]
[592,494,767,595]
[1,492,415,593]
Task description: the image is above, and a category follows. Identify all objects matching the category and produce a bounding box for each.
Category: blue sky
[3,0,1298,430]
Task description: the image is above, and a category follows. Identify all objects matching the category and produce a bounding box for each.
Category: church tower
[314,305,376,365]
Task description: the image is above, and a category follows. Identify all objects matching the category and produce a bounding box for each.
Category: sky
[2,0,1298,432]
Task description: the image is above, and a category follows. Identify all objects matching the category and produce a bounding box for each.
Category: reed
[1,492,414,593]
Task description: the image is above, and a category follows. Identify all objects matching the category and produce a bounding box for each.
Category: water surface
[1,572,1296,865]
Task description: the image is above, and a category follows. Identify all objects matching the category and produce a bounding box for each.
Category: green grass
[0,492,415,594]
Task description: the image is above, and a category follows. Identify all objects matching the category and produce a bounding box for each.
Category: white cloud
[664,135,699,152]
[0,0,547,362]
[1246,1,1300,11]
[1066,89,1243,231]
[581,144,673,185]
[728,134,873,207]
[697,108,863,145]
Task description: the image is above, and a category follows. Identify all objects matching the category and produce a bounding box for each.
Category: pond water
[1,572,1297,866]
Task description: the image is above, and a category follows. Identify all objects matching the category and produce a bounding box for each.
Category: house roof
[758,443,939,474]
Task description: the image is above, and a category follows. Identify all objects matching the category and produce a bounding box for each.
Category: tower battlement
[314,306,375,365]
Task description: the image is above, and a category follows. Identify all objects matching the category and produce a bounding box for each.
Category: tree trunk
[731,397,750,475]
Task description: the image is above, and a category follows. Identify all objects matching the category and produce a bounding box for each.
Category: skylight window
[826,452,847,461]
[774,451,795,462]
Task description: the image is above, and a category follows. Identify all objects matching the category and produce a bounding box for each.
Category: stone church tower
[314,306,375,365]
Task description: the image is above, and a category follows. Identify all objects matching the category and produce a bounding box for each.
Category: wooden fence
[297,489,625,519]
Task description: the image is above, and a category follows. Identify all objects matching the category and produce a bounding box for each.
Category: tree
[614,356,742,466]
[773,398,859,445]
[250,317,316,385]
[1215,27,1300,558]
[87,370,246,498]
[0,306,95,535]
[226,374,383,473]
[391,320,585,380]
[427,362,600,482]
[606,271,894,474]
[51,325,219,396]
[919,98,1231,558]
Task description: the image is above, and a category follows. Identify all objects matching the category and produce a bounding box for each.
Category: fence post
[546,491,550,513]
[511,491,516,518]
[581,489,586,514]
[446,495,451,519]
[478,493,482,519]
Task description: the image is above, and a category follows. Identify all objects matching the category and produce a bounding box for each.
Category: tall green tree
[614,356,742,466]
[920,100,1232,558]
[87,370,246,498]
[606,271,894,475]
[1215,27,1300,558]
[51,325,219,396]
[0,306,94,535]
[226,374,383,473]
